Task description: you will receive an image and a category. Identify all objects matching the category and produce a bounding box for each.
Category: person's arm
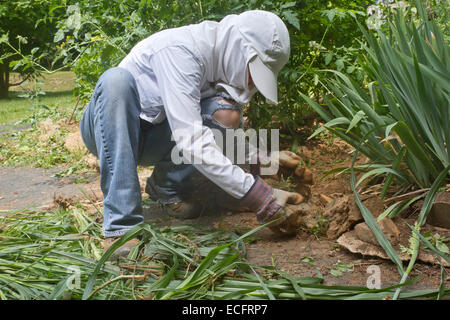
[151,46,305,229]
[151,46,256,198]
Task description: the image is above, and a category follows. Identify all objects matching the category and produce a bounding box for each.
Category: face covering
[189,14,260,105]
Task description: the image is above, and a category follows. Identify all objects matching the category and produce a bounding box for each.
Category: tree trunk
[0,61,10,99]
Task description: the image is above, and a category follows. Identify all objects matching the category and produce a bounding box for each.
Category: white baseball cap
[236,11,290,104]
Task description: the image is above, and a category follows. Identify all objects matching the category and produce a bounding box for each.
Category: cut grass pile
[0,105,90,178]
[0,71,91,178]
[0,203,447,300]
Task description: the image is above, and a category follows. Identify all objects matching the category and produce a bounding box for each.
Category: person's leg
[80,67,144,237]
[142,95,243,218]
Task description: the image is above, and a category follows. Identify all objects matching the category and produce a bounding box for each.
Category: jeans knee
[99,67,136,100]
[212,109,241,129]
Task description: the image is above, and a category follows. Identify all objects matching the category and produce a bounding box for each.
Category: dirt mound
[321,194,362,239]
[62,127,100,171]
[64,130,85,152]
[38,118,61,142]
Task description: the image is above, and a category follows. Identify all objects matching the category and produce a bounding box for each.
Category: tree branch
[9,73,33,87]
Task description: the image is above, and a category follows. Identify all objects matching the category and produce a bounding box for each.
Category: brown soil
[150,136,449,291]
[243,138,449,290]
[2,123,448,292]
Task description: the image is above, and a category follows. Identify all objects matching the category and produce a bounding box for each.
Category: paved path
[0,166,100,212]
[0,122,31,136]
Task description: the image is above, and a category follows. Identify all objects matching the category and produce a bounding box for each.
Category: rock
[337,230,449,267]
[322,195,363,239]
[295,184,312,199]
[319,194,333,205]
[269,202,312,236]
[361,195,385,218]
[428,192,450,229]
[354,217,400,246]
[380,218,401,244]
[300,212,318,230]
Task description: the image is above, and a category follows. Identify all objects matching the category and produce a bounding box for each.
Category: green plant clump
[304,1,449,190]
[303,0,449,299]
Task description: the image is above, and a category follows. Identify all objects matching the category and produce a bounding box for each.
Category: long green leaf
[407,224,450,264]
[350,151,404,276]
[82,224,148,300]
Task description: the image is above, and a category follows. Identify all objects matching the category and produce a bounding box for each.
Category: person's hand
[259,151,313,185]
[272,188,304,206]
[263,188,310,236]
[235,177,311,236]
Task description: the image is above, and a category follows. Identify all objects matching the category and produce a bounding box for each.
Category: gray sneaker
[165,202,204,219]
[143,201,204,221]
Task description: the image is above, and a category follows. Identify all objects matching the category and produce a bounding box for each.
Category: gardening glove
[266,202,312,236]
[252,151,313,185]
[266,189,309,235]
[237,177,307,235]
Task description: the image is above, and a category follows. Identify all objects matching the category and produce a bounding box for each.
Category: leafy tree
[2,0,373,132]
[0,0,58,99]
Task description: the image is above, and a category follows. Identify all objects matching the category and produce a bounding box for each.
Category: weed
[310,211,329,239]
[277,175,296,192]
[0,106,91,177]
[423,232,450,255]
[300,256,315,266]
[0,72,76,124]
[330,261,354,277]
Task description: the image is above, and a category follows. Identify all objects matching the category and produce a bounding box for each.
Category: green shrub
[303,1,450,295]
[50,0,370,132]
[304,0,449,190]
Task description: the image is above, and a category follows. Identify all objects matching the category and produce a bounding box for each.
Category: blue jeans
[80,67,242,237]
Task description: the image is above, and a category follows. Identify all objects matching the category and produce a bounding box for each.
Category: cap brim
[248,55,278,105]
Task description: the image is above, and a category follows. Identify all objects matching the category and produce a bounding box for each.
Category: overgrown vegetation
[1,205,447,300]
[0,0,60,99]
[0,71,75,124]
[0,105,91,178]
[1,0,374,134]
[305,1,449,190]
[303,0,449,298]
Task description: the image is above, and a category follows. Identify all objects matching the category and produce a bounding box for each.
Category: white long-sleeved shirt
[118,17,261,199]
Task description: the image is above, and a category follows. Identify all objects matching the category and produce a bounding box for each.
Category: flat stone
[354,217,400,246]
[337,230,449,267]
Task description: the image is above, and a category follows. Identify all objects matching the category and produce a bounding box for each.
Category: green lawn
[0,71,76,124]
